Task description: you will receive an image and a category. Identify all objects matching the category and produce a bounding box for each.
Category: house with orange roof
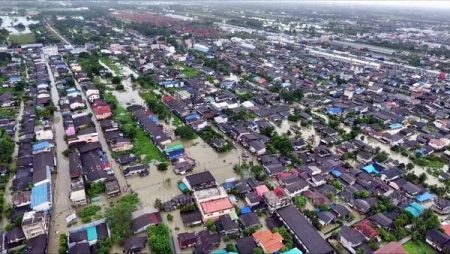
[252,230,284,254]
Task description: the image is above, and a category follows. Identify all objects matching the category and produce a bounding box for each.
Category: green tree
[270,134,293,155]
[354,190,369,199]
[106,194,140,245]
[111,76,122,84]
[253,247,264,254]
[294,196,307,210]
[174,126,197,140]
[261,126,275,137]
[226,243,237,252]
[0,129,14,164]
[411,209,439,240]
[154,198,163,210]
[272,226,294,250]
[374,151,389,163]
[147,224,173,254]
[406,162,414,171]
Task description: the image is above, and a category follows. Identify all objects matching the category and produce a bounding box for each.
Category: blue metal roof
[404,202,424,218]
[331,169,342,177]
[31,183,50,208]
[416,192,433,202]
[362,164,379,174]
[32,141,50,151]
[282,248,303,254]
[327,107,342,115]
[389,123,403,129]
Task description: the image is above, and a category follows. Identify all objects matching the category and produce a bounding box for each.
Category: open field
[8,33,35,45]
[99,57,121,75]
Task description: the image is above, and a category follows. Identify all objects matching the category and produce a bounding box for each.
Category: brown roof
[12,191,31,207]
[374,242,407,254]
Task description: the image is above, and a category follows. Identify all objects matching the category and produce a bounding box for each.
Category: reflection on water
[0,16,39,34]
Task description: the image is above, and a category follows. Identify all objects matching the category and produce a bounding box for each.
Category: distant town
[0,1,449,254]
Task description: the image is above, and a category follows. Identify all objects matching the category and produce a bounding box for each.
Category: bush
[167,213,173,221]
[77,205,101,223]
[111,76,121,84]
[58,234,68,254]
[86,182,106,198]
[62,149,71,157]
[116,84,124,90]
[157,163,168,171]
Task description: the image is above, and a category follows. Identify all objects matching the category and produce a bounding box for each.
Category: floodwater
[111,75,248,237]
[361,134,443,186]
[0,16,38,34]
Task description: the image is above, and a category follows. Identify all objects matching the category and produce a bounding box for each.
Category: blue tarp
[240,206,251,214]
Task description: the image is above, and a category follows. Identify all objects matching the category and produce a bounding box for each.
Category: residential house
[339,225,365,254]
[21,211,48,240]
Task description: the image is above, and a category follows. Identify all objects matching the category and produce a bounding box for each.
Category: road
[43,53,73,254]
[45,22,128,192]
[45,22,71,46]
[68,66,129,191]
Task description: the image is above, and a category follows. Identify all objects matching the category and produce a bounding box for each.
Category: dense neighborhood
[0,1,449,254]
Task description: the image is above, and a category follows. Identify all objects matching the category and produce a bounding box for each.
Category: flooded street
[44,54,74,254]
[115,76,245,206]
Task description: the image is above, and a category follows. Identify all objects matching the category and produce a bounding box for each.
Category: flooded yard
[0,16,38,34]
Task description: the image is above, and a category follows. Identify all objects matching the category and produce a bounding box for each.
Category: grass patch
[413,155,445,169]
[99,57,121,75]
[8,33,36,45]
[403,240,436,254]
[77,205,101,223]
[103,92,166,163]
[172,115,183,127]
[175,63,199,78]
[134,129,166,163]
[0,108,18,119]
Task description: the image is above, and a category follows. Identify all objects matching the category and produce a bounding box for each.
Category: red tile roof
[200,198,233,214]
[355,219,379,240]
[442,224,450,237]
[253,230,284,253]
